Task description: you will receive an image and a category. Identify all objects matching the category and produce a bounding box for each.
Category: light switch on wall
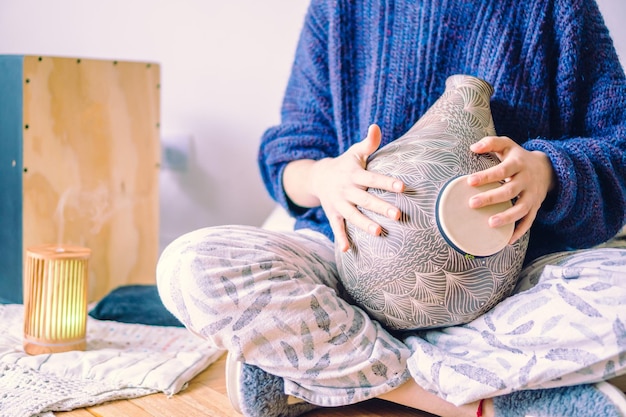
[161,134,192,172]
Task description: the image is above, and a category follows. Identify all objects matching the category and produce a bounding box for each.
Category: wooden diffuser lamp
[23,244,91,355]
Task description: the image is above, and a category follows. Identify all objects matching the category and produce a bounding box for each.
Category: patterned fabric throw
[0,304,223,417]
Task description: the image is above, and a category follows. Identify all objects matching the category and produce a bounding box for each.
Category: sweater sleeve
[257,1,337,218]
[522,0,626,255]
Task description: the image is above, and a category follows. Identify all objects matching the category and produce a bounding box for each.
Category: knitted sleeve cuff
[274,163,310,217]
[258,132,331,210]
[522,138,577,226]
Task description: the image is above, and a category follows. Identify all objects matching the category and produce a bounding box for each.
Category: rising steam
[53,184,122,245]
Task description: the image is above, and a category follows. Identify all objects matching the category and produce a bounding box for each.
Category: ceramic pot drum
[336,74,529,331]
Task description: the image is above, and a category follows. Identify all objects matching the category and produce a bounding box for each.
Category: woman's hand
[467,136,557,243]
[285,124,405,252]
[314,124,405,251]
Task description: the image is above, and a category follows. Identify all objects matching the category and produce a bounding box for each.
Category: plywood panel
[21,56,160,301]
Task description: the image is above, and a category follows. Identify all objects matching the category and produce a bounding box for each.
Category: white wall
[0,0,310,252]
[599,0,626,65]
[0,0,624,253]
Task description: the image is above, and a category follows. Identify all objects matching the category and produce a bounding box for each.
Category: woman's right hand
[283,124,405,252]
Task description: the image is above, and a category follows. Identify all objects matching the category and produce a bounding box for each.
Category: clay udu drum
[336,74,529,331]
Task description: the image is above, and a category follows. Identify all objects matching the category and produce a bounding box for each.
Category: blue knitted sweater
[258,0,626,263]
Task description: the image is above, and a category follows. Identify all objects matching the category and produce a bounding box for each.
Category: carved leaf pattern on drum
[336,75,529,330]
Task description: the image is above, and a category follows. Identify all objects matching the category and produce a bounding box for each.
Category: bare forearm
[283,159,322,208]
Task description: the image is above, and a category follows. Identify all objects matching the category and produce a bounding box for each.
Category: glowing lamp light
[23,245,91,355]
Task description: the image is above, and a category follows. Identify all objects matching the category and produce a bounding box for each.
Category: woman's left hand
[467,136,556,243]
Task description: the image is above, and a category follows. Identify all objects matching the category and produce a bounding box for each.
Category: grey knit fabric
[493,384,624,417]
[238,363,320,417]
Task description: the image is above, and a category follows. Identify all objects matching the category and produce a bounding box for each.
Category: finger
[468,137,522,186]
[327,211,350,252]
[353,169,405,193]
[469,181,521,209]
[469,135,514,154]
[509,213,534,244]
[486,189,540,234]
[467,161,519,187]
[345,188,402,220]
[351,124,382,160]
[487,200,528,228]
[338,202,383,237]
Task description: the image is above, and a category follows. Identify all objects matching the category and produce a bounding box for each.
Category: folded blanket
[0,304,224,417]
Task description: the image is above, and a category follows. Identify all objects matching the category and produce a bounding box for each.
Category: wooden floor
[55,352,436,417]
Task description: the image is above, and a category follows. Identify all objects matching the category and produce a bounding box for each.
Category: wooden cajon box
[0,55,160,303]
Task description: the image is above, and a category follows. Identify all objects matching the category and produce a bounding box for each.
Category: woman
[157,0,626,415]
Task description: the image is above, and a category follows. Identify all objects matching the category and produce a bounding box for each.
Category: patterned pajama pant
[156,225,626,407]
